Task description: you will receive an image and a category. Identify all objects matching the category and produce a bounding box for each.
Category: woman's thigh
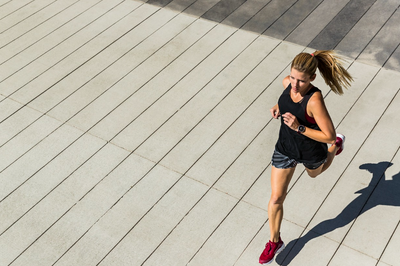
[270,166,296,199]
[304,158,326,178]
[305,165,323,178]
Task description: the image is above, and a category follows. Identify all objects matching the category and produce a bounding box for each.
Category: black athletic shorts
[271,150,326,170]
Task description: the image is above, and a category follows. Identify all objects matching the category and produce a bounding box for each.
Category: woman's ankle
[270,232,281,243]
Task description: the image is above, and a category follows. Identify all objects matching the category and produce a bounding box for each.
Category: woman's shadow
[276,161,400,265]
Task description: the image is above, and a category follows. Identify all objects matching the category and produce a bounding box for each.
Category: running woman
[259,50,353,265]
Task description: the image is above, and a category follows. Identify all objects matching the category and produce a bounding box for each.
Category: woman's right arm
[270,76,290,119]
[270,104,280,119]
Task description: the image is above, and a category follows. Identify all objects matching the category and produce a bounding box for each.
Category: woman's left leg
[269,166,296,242]
[306,138,341,178]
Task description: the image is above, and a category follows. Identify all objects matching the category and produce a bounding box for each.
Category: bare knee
[306,168,321,178]
[307,171,318,178]
[270,193,287,205]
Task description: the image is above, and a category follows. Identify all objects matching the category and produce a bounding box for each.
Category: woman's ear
[310,73,316,81]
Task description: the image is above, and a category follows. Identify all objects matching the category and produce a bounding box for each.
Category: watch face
[298,125,305,133]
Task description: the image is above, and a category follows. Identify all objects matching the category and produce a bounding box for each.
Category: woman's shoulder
[308,88,325,109]
[282,75,290,88]
[309,85,321,94]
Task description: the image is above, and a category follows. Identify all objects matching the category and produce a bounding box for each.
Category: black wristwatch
[297,125,306,134]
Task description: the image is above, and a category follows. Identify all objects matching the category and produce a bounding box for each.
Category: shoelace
[265,242,273,254]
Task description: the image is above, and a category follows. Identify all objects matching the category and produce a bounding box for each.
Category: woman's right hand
[270,104,280,119]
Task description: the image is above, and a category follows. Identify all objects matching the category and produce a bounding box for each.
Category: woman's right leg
[268,165,296,242]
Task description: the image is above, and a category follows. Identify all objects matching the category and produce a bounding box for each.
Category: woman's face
[289,68,315,94]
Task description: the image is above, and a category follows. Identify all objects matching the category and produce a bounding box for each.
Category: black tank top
[275,84,327,163]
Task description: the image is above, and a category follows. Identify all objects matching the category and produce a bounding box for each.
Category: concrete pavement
[1,0,400,265]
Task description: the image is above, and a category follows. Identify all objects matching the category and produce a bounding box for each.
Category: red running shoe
[259,237,285,265]
[335,134,345,155]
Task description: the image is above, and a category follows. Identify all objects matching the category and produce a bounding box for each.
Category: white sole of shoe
[336,134,345,155]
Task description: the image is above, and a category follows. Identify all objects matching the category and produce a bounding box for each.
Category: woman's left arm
[303,92,336,144]
[282,92,336,144]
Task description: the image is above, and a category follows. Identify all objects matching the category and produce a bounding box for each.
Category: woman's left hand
[282,112,299,131]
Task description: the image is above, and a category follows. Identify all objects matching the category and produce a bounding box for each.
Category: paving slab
[0,0,120,85]
[87,20,227,141]
[135,188,237,266]
[340,92,400,259]
[308,0,377,50]
[0,141,123,265]
[241,0,297,35]
[335,0,400,59]
[11,154,169,266]
[305,69,400,238]
[157,34,282,175]
[222,0,269,29]
[380,221,400,266]
[328,244,378,266]
[0,124,86,214]
[0,0,100,53]
[285,0,351,47]
[384,44,400,71]
[62,15,215,131]
[0,114,61,171]
[279,229,340,266]
[235,219,304,266]
[0,0,78,43]
[0,0,56,33]
[187,201,266,266]
[52,165,185,265]
[377,262,393,266]
[25,3,162,113]
[263,0,322,40]
[357,5,400,68]
[113,28,256,153]
[0,0,32,19]
[201,0,246,23]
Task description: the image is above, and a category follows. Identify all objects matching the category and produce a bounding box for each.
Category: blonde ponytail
[291,50,353,95]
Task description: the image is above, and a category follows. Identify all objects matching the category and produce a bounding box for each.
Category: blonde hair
[291,50,353,95]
